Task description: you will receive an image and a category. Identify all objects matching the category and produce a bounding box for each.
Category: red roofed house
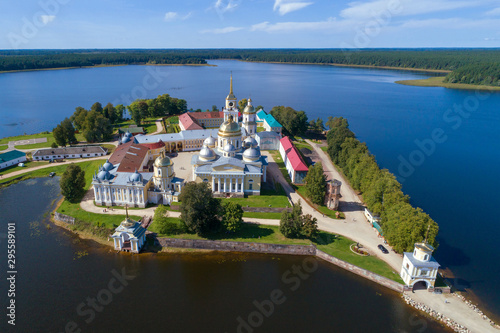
[179,111,225,131]
[189,111,224,128]
[179,113,204,131]
[279,136,309,184]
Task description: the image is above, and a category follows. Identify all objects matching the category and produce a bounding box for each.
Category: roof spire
[424,224,431,244]
[230,71,233,95]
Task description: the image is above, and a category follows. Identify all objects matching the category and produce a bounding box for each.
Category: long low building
[0,150,27,170]
[32,146,107,161]
[279,136,309,184]
[133,129,219,152]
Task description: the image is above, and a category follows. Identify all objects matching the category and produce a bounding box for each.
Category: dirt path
[149,118,164,135]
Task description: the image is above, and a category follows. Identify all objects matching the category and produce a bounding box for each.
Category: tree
[301,214,319,239]
[53,124,67,147]
[103,103,116,124]
[238,98,248,111]
[60,164,85,203]
[179,182,222,236]
[222,201,243,232]
[61,117,76,144]
[304,162,327,205]
[279,201,303,238]
[51,142,58,148]
[91,102,103,114]
[270,106,308,136]
[211,105,218,111]
[115,104,125,122]
[150,204,185,235]
[82,110,112,143]
[71,107,88,132]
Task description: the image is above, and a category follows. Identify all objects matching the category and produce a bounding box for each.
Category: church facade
[191,75,267,197]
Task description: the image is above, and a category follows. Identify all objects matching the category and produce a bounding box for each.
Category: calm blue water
[0,60,499,319]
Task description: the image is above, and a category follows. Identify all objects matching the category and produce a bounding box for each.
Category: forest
[325,116,439,253]
[0,48,498,86]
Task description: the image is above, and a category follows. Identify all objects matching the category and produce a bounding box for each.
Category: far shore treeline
[0,49,498,87]
[326,117,438,253]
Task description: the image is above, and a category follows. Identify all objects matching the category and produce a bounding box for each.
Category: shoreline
[239,59,451,74]
[395,77,500,91]
[0,62,213,75]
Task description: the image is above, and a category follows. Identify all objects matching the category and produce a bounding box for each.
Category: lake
[0,178,450,332]
[0,59,499,320]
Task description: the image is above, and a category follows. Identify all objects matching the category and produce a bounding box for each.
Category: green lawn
[0,145,8,151]
[320,146,328,152]
[100,144,116,154]
[314,232,403,283]
[224,184,290,208]
[293,141,313,151]
[158,222,310,245]
[0,161,50,176]
[0,132,54,150]
[295,186,344,219]
[269,151,296,188]
[167,116,179,124]
[58,200,141,229]
[257,127,266,133]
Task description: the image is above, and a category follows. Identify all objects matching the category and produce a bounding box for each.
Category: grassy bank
[396,76,500,91]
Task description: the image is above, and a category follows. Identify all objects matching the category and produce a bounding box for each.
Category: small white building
[364,207,380,223]
[111,216,146,253]
[0,150,27,170]
[32,146,107,160]
[400,242,440,291]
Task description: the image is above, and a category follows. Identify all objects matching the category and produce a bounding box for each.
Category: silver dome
[121,136,131,144]
[243,147,261,161]
[97,170,112,181]
[223,143,236,152]
[244,136,258,148]
[129,170,142,183]
[124,131,133,138]
[204,136,216,147]
[199,145,216,160]
[102,160,113,171]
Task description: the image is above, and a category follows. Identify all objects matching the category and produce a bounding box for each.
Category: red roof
[189,111,224,120]
[179,113,203,130]
[116,144,150,173]
[140,140,165,150]
[280,137,309,172]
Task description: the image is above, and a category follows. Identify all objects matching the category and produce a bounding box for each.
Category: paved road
[5,137,48,152]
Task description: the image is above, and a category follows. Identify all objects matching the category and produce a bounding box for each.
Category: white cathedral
[92,75,268,207]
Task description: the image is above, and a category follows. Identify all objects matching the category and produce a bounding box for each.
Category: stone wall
[157,237,405,293]
[158,238,316,255]
[315,249,405,293]
[54,212,75,225]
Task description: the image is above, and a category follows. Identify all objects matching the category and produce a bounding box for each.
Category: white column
[218,178,221,193]
[212,177,215,191]
[224,178,227,192]
[240,178,243,192]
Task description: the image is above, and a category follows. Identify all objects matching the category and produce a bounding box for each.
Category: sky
[1,0,499,49]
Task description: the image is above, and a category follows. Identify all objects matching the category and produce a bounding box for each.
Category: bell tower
[224,73,239,122]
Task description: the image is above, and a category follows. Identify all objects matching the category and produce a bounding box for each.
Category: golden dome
[218,115,241,137]
[154,151,172,167]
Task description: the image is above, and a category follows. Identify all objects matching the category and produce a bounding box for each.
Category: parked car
[378,244,389,254]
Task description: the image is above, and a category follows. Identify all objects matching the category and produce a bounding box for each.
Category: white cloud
[40,15,56,25]
[485,7,500,16]
[273,0,313,15]
[201,26,244,34]
[164,11,193,22]
[214,0,239,14]
[250,18,350,33]
[340,0,481,20]
[399,17,500,29]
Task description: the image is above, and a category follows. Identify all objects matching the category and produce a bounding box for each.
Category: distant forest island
[0,48,499,89]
